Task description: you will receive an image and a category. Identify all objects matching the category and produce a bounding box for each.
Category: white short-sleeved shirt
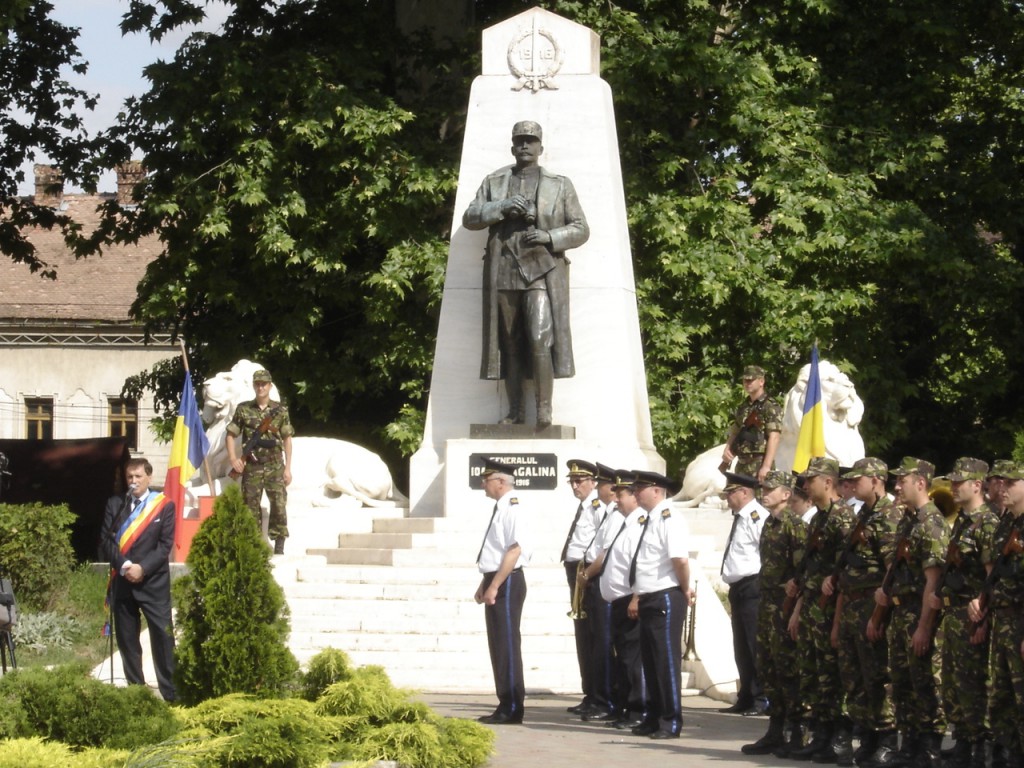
[596,510,642,602]
[721,498,767,584]
[564,491,603,562]
[631,500,691,595]
[477,490,533,573]
[583,501,616,563]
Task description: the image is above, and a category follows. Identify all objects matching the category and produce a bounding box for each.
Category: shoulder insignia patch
[750,511,760,522]
[509,497,519,506]
[591,498,601,508]
[662,509,672,519]
[638,515,647,525]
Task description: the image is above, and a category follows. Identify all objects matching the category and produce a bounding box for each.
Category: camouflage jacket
[839,495,903,593]
[801,498,857,594]
[891,501,948,600]
[727,393,783,457]
[939,504,1000,600]
[759,506,807,591]
[989,511,1024,608]
[226,399,294,465]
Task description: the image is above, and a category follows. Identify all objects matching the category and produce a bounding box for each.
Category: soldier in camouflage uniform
[226,368,295,555]
[722,365,784,484]
[969,462,1024,768]
[786,457,857,762]
[926,459,999,768]
[743,470,808,756]
[828,459,902,767]
[872,458,947,768]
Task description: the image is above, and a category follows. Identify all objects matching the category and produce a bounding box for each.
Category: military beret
[939,457,989,483]
[633,470,683,496]
[741,365,766,380]
[799,457,840,479]
[252,369,273,383]
[889,456,936,482]
[566,459,597,478]
[511,120,542,140]
[842,457,889,479]
[723,471,760,492]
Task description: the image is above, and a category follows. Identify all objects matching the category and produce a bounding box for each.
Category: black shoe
[720,701,755,714]
[567,698,591,714]
[612,716,645,730]
[632,721,660,736]
[650,729,681,739]
[742,707,765,716]
[582,710,620,722]
[478,711,523,725]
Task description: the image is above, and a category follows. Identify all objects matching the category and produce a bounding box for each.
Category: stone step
[285,580,569,602]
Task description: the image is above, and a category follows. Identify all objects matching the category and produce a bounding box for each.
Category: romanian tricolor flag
[792,344,826,473]
[164,370,210,524]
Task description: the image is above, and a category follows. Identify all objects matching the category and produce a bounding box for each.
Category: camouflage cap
[988,459,1015,479]
[761,470,796,490]
[889,456,936,482]
[993,461,1024,481]
[799,457,840,479]
[940,457,989,483]
[252,369,273,383]
[842,457,888,479]
[741,365,766,380]
[511,120,542,140]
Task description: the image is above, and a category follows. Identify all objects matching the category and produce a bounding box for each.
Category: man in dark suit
[463,120,589,428]
[99,457,176,701]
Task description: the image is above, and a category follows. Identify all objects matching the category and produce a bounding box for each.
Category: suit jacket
[463,165,589,380]
[100,492,175,598]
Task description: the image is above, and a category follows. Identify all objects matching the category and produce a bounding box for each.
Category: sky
[17,0,226,195]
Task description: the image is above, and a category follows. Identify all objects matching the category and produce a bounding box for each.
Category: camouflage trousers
[837,591,894,731]
[988,607,1024,752]
[757,586,804,722]
[939,602,990,741]
[798,593,844,723]
[241,461,289,540]
[735,455,768,477]
[888,604,944,736]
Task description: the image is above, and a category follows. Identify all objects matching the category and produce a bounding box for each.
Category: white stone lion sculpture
[678,359,866,505]
[199,359,405,507]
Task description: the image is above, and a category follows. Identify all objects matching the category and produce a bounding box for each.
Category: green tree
[173,485,298,704]
[0,1,102,275]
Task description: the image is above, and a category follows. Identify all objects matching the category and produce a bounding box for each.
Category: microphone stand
[108,487,136,684]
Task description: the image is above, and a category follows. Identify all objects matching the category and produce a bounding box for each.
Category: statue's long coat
[463,165,589,380]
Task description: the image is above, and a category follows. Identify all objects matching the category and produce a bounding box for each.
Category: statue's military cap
[511,120,543,140]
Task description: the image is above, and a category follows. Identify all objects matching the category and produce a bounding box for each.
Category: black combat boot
[967,741,986,768]
[855,731,880,765]
[815,719,854,765]
[777,721,809,758]
[1005,750,1024,768]
[992,743,1009,768]
[793,721,835,761]
[915,733,943,768]
[743,714,786,754]
[862,730,907,768]
[943,739,972,768]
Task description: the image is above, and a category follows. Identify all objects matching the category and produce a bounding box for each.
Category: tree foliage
[0,1,101,275]
[87,0,1024,474]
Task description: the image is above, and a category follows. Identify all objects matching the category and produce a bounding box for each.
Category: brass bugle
[568,560,588,620]
[683,580,699,661]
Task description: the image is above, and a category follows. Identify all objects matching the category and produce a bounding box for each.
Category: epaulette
[750,510,761,522]
[662,508,672,519]
[590,498,602,509]
[509,497,519,506]
[638,515,647,525]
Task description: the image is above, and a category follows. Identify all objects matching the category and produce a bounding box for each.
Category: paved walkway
[421,693,771,768]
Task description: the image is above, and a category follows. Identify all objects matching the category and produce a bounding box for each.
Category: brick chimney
[33,164,63,207]
[116,161,146,205]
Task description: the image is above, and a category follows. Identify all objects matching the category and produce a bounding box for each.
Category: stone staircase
[272,499,738,697]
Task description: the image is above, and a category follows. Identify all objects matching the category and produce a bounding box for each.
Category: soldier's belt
[940,593,973,608]
[842,588,876,601]
[890,593,921,608]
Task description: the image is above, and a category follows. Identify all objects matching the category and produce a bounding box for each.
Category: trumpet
[683,580,699,661]
[568,561,588,620]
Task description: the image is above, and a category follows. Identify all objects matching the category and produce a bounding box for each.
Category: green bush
[0,737,130,768]
[314,665,411,723]
[0,502,75,610]
[12,610,80,651]
[299,647,354,701]
[0,664,179,749]
[173,485,298,704]
[178,693,333,767]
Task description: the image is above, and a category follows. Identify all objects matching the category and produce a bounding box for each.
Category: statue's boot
[534,352,554,428]
[500,356,526,424]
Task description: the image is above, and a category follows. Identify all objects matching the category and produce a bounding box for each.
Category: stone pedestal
[410,7,662,519]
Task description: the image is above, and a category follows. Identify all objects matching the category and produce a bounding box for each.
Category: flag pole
[177,339,218,497]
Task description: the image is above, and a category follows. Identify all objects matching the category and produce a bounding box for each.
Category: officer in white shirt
[720,471,769,716]
[474,458,533,724]
[630,469,692,739]
[585,469,648,729]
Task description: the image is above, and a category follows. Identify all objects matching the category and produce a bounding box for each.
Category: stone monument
[409,8,663,536]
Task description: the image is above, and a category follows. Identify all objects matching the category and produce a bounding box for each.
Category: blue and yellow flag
[792,344,826,473]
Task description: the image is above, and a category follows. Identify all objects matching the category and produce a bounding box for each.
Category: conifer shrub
[0,502,75,609]
[299,646,354,701]
[0,664,179,749]
[173,485,298,704]
[0,737,130,768]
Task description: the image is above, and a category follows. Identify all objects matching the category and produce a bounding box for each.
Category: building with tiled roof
[0,164,177,476]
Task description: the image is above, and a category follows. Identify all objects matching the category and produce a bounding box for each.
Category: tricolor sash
[118,492,169,556]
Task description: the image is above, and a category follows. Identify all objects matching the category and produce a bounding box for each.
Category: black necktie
[628,515,652,587]
[476,503,499,564]
[560,502,585,562]
[597,521,628,577]
[721,512,741,575]
[584,509,610,561]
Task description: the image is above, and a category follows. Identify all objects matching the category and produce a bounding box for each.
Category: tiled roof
[0,194,162,323]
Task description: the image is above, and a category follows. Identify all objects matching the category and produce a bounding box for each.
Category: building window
[109,398,138,450]
[25,398,54,440]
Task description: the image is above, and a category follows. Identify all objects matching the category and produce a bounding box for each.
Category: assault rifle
[718,408,764,473]
[783,525,824,620]
[868,534,911,629]
[229,412,278,479]
[818,504,871,610]
[968,526,1023,632]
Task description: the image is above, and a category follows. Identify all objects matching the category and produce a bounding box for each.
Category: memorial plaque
[469,453,558,490]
